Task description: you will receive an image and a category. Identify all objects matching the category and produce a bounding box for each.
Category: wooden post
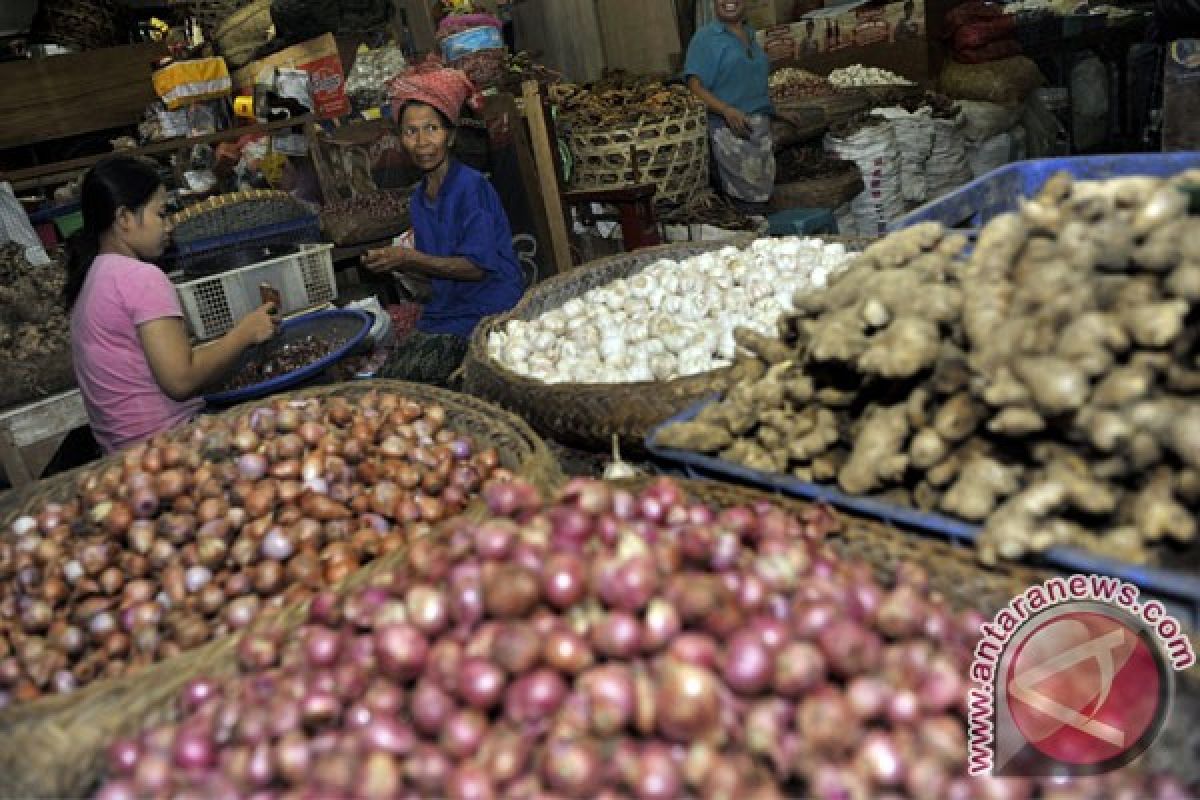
[520,80,574,273]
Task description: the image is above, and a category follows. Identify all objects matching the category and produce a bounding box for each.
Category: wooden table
[0,389,88,489]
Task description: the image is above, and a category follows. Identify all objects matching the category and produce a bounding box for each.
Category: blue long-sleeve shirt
[411,159,524,337]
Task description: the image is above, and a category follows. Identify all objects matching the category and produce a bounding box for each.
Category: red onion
[668,633,720,669]
[411,680,456,736]
[581,665,635,735]
[919,714,967,770]
[656,661,720,742]
[443,709,491,764]
[919,655,965,713]
[304,627,343,668]
[641,599,681,653]
[406,585,450,636]
[722,631,775,695]
[405,744,451,793]
[478,725,530,788]
[795,688,859,755]
[447,763,496,800]
[856,731,906,787]
[541,553,588,609]
[357,750,403,799]
[541,734,603,798]
[631,743,683,800]
[374,623,428,681]
[591,612,642,659]
[107,738,141,776]
[817,620,882,678]
[361,717,417,755]
[505,668,567,725]
[173,724,217,769]
[846,675,892,721]
[492,622,541,675]
[458,657,506,710]
[887,688,921,726]
[543,629,594,675]
[181,678,220,715]
[473,520,516,561]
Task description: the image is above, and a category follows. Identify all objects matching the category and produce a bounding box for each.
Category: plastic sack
[0,182,49,265]
[1070,55,1109,151]
[1022,90,1070,157]
[441,25,504,61]
[958,99,1023,141]
[872,106,934,204]
[967,131,1014,177]
[346,43,409,110]
[824,122,905,236]
[939,56,1044,103]
[925,112,974,201]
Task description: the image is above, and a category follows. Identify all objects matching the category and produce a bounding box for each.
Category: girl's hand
[239,302,279,345]
[362,246,407,274]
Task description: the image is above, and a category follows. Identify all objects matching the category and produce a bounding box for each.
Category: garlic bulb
[828,65,913,88]
[486,236,857,384]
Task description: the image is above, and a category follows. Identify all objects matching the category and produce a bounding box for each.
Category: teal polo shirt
[684,22,774,116]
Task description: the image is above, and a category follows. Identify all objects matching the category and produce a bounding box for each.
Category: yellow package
[152,57,232,111]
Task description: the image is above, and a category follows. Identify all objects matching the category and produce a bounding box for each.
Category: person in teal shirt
[685,0,776,210]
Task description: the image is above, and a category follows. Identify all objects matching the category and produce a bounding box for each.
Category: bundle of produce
[551,75,700,128]
[775,147,860,185]
[319,190,411,247]
[92,476,1188,800]
[0,244,75,409]
[0,389,513,705]
[500,51,562,94]
[828,65,914,89]
[659,190,761,233]
[486,238,856,384]
[768,68,838,102]
[658,171,1200,565]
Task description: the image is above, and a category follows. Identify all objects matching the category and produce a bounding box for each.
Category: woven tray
[463,237,867,454]
[0,381,561,799]
[776,90,871,128]
[565,104,709,210]
[769,164,865,211]
[170,191,315,245]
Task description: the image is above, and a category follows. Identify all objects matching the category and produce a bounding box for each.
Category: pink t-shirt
[71,254,203,453]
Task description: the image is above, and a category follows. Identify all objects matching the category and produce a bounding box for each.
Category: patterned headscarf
[388,61,481,125]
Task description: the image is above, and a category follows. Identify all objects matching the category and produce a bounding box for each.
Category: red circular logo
[1005,610,1163,767]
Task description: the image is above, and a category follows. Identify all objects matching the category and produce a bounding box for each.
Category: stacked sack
[944,0,1021,64]
[824,119,904,236]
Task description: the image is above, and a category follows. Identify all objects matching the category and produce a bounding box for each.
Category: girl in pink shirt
[67,156,278,453]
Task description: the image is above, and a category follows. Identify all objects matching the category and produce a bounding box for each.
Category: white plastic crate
[174,244,337,340]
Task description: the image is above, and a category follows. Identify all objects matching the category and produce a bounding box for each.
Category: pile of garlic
[488,237,856,384]
[828,65,914,88]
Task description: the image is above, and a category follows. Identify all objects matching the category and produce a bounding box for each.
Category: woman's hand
[722,106,753,139]
[237,302,279,346]
[362,245,409,274]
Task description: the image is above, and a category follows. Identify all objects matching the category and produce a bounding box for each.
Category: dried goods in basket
[319,190,411,246]
[170,190,315,246]
[0,381,561,799]
[462,236,868,453]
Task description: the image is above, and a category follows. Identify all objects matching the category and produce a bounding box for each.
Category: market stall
[0,0,1199,797]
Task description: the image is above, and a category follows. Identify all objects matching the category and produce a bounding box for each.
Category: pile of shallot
[93,478,1186,799]
[0,390,507,705]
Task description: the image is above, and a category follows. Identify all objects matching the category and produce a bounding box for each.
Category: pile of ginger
[658,171,1200,565]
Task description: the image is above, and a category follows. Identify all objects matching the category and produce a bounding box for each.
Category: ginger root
[838,405,910,494]
[940,455,1020,521]
[655,421,732,453]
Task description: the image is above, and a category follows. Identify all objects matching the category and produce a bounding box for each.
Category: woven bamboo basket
[769,163,865,211]
[462,236,869,454]
[0,381,561,799]
[616,477,1200,785]
[170,190,315,245]
[565,104,709,210]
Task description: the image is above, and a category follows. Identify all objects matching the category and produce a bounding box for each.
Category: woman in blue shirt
[363,66,524,386]
[685,0,776,210]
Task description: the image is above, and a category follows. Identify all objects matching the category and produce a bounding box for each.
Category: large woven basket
[618,477,1200,785]
[565,104,709,210]
[462,237,883,454]
[769,163,865,211]
[184,0,255,43]
[0,381,561,799]
[213,0,272,69]
[171,190,315,245]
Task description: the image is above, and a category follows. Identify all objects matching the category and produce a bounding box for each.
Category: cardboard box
[747,0,796,29]
[758,0,925,63]
[232,33,350,119]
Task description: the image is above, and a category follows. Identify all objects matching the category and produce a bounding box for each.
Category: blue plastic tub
[892,153,1200,232]
[767,208,837,237]
[203,309,372,406]
[647,397,1200,628]
[166,216,322,272]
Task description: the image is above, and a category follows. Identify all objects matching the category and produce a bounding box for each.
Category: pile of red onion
[93,478,1188,799]
[0,390,507,704]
